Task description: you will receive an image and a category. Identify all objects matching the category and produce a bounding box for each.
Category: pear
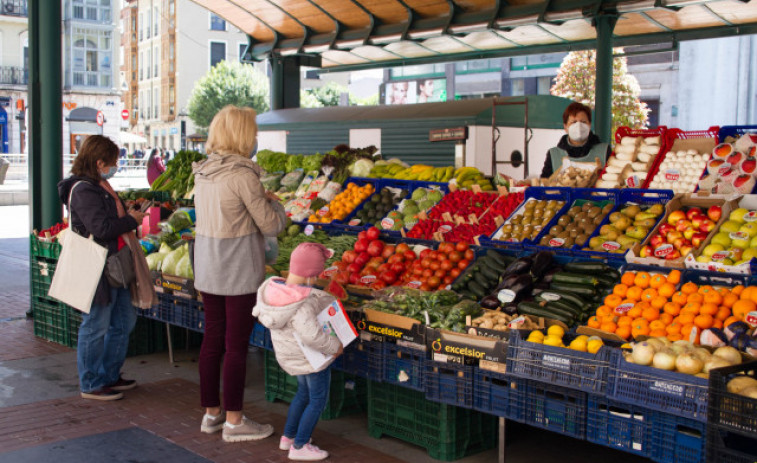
[626,226,650,240]
[647,204,664,216]
[622,205,642,218]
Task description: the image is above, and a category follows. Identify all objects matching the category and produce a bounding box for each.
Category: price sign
[381,218,394,230]
[549,238,565,247]
[360,275,377,285]
[497,289,516,304]
[719,165,732,175]
[744,211,757,222]
[745,311,757,327]
[322,266,338,277]
[654,244,673,257]
[348,219,361,226]
[304,225,314,236]
[615,303,634,314]
[406,281,422,289]
[317,207,329,217]
[712,251,730,261]
[626,175,640,188]
[730,232,748,240]
[439,224,453,234]
[507,316,527,329]
[602,241,621,251]
[540,292,561,302]
[664,169,680,181]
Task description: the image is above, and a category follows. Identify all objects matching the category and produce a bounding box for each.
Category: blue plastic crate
[330,177,386,232]
[523,379,588,439]
[607,349,708,422]
[382,181,450,238]
[587,395,654,458]
[146,300,174,323]
[382,342,426,392]
[682,269,751,289]
[487,187,571,249]
[333,339,383,382]
[718,125,757,143]
[425,360,474,408]
[506,330,615,394]
[166,297,205,332]
[472,368,528,420]
[650,411,706,463]
[249,322,273,350]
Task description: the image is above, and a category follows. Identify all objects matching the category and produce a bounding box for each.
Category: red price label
[322,266,338,277]
[712,251,730,261]
[439,225,452,233]
[348,219,361,226]
[719,165,732,175]
[654,244,673,257]
[730,232,748,240]
[664,170,680,181]
[745,311,757,327]
[381,218,394,230]
[549,238,565,247]
[406,281,422,289]
[626,176,639,188]
[615,303,634,314]
[304,225,314,236]
[602,241,621,251]
[745,211,757,222]
[317,207,329,217]
[360,275,377,285]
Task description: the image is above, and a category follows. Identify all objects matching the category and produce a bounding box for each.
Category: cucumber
[473,271,493,289]
[596,274,618,288]
[536,289,586,312]
[479,265,501,283]
[486,250,513,269]
[550,281,597,298]
[517,302,573,325]
[467,280,487,299]
[564,261,611,273]
[481,257,506,274]
[553,272,599,286]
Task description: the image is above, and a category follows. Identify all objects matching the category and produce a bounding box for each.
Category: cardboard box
[466,313,569,341]
[425,328,509,368]
[684,193,757,274]
[625,192,733,268]
[547,158,601,188]
[355,308,427,347]
[160,273,197,299]
[150,270,164,293]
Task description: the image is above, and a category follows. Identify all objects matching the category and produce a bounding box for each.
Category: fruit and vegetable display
[597,135,662,188]
[547,164,598,188]
[35,221,68,241]
[150,150,207,199]
[272,223,357,274]
[637,205,722,261]
[352,186,408,227]
[524,324,606,354]
[537,200,614,249]
[689,205,757,268]
[427,190,497,222]
[363,288,482,332]
[379,186,445,231]
[368,165,494,191]
[470,309,543,332]
[724,368,757,399]
[308,182,375,223]
[491,198,565,243]
[588,203,665,254]
[699,137,757,195]
[648,148,710,194]
[623,338,748,377]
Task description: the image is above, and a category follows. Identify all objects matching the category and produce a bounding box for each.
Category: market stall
[30,124,757,463]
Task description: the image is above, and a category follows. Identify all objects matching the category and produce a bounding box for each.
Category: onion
[623,352,635,364]
[704,356,733,373]
[653,349,677,371]
[696,372,709,379]
[713,346,742,365]
[645,338,666,352]
[632,342,656,366]
[656,337,672,347]
[692,347,712,363]
[676,353,704,375]
[741,386,757,399]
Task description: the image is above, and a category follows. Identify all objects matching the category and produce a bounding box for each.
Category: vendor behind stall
[540,102,610,179]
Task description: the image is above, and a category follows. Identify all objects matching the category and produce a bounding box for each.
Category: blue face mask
[250,141,258,159]
[101,166,118,180]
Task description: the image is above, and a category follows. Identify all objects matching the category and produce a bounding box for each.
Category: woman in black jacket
[58,136,147,401]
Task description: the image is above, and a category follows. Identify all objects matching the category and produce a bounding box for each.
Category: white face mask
[568,121,590,142]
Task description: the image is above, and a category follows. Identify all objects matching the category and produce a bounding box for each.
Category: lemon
[621,342,632,349]
[547,325,565,338]
[569,337,588,352]
[543,335,562,347]
[527,331,545,343]
[587,339,604,354]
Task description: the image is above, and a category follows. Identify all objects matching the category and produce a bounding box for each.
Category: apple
[730,208,750,223]
[683,228,696,240]
[691,231,708,247]
[666,230,683,242]
[699,219,716,233]
[680,245,694,257]
[691,215,706,230]
[696,255,712,263]
[665,249,682,260]
[730,247,744,261]
[672,237,686,250]
[743,247,757,260]
[686,208,703,221]
[676,219,693,232]
[707,205,723,222]
[659,223,675,236]
[703,243,725,257]
[740,222,757,238]
[650,234,665,248]
[667,210,686,226]
[640,245,653,258]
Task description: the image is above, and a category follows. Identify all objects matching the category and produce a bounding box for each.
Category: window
[71,27,113,88]
[154,45,159,77]
[511,79,524,96]
[139,13,143,40]
[169,0,174,16]
[537,76,552,95]
[139,51,143,79]
[154,7,159,35]
[511,53,565,71]
[210,41,225,68]
[169,42,174,72]
[210,14,226,31]
[238,43,246,61]
[71,0,110,23]
[391,63,445,78]
[146,8,151,38]
[154,88,158,118]
[147,48,151,78]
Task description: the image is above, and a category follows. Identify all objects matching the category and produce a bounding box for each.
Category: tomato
[357,231,368,241]
[349,273,361,285]
[434,269,446,279]
[455,242,470,252]
[388,254,404,264]
[429,250,440,261]
[366,226,381,241]
[450,268,461,278]
[355,252,371,268]
[438,242,453,254]
[430,261,441,271]
[333,261,348,271]
[448,251,462,263]
[341,250,358,264]
[464,249,475,261]
[379,270,398,284]
[334,271,350,285]
[421,258,432,269]
[372,280,387,290]
[346,263,362,274]
[354,239,369,253]
[381,244,396,260]
[403,250,417,261]
[419,249,431,259]
[395,243,411,254]
[422,268,434,278]
[443,275,455,285]
[427,276,441,289]
[413,266,424,276]
[367,240,385,257]
[458,259,470,270]
[377,263,390,274]
[390,262,405,275]
[420,283,432,292]
[440,260,453,271]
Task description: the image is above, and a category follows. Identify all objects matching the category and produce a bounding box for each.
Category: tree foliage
[300,82,347,108]
[187,61,270,130]
[550,48,649,135]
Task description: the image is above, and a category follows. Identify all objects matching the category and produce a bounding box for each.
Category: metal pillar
[28,0,63,230]
[594,14,618,145]
[270,56,301,110]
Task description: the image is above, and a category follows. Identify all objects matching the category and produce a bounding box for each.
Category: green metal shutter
[379,121,456,167]
[286,127,349,154]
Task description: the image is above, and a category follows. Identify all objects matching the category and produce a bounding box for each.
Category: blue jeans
[77,287,137,392]
[283,367,331,448]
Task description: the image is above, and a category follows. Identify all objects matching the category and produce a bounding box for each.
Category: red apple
[676,219,693,232]
[707,205,722,222]
[699,219,716,233]
[691,231,708,247]
[691,215,706,230]
[666,230,683,242]
[740,157,757,175]
[658,223,675,236]
[679,245,694,257]
[686,208,703,221]
[672,237,686,250]
[667,210,686,226]
[650,234,665,248]
[727,151,744,166]
[683,228,696,240]
[665,249,682,260]
[640,245,653,258]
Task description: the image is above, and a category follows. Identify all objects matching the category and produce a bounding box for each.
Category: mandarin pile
[309,182,374,223]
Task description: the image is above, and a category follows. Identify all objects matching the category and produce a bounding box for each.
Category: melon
[325,280,348,301]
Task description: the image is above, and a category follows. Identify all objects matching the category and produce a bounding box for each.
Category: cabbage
[175,253,194,279]
[349,159,374,177]
[146,252,168,271]
[161,245,188,276]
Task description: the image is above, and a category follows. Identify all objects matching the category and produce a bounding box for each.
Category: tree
[300,81,347,108]
[187,60,270,131]
[550,48,649,135]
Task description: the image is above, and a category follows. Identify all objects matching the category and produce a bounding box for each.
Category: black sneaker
[107,375,137,391]
[81,387,124,401]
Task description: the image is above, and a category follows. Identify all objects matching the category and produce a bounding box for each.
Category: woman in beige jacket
[192,105,287,443]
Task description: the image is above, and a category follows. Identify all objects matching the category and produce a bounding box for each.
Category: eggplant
[725,321,750,340]
[502,304,518,316]
[700,328,728,348]
[730,332,752,351]
[541,265,563,285]
[530,251,555,280]
[496,274,522,291]
[480,295,501,310]
[509,274,534,303]
[503,257,533,277]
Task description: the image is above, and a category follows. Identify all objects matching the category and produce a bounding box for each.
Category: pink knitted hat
[289,242,334,278]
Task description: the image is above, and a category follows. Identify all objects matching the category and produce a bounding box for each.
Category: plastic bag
[161,245,188,276]
[264,236,279,265]
[280,169,305,192]
[260,172,283,191]
[317,182,342,203]
[295,170,319,196]
[175,253,194,279]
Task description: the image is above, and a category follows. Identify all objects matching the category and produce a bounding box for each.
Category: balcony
[0,66,27,85]
[0,0,27,17]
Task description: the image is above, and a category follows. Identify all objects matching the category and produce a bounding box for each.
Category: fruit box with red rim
[424,327,509,371]
[625,192,734,269]
[356,308,428,347]
[684,193,757,275]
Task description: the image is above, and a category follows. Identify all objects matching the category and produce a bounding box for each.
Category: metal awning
[191,0,757,71]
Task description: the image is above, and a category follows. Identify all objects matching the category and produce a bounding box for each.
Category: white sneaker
[288,443,329,461]
[200,411,225,434]
[279,436,312,451]
[222,417,274,442]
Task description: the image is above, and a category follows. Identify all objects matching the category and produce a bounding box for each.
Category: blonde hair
[206,105,258,156]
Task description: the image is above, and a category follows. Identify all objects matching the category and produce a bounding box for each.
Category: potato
[727,376,757,394]
[480,319,494,329]
[740,386,757,399]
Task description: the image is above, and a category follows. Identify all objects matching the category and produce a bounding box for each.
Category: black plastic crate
[382,342,426,392]
[649,411,706,463]
[707,427,757,463]
[425,359,474,408]
[586,395,653,458]
[333,339,383,382]
[707,360,757,437]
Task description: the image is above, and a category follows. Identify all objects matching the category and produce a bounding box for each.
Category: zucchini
[536,292,583,315]
[473,271,493,289]
[564,261,611,274]
[486,250,513,269]
[536,289,586,311]
[596,274,618,288]
[517,302,573,325]
[481,257,506,274]
[467,280,487,299]
[553,272,599,286]
[544,299,582,319]
[550,281,597,297]
[479,265,501,283]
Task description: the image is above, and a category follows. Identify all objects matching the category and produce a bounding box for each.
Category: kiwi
[602,203,614,214]
[568,206,582,216]
[587,206,602,218]
[569,228,580,238]
[581,202,593,212]
[533,208,544,219]
[562,237,575,247]
[558,230,570,239]
[524,201,536,210]
[550,225,564,235]
[575,234,589,247]
[540,235,551,246]
[557,215,571,227]
[511,215,523,225]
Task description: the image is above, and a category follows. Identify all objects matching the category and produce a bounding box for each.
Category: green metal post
[270,56,300,110]
[28,0,63,230]
[594,14,617,144]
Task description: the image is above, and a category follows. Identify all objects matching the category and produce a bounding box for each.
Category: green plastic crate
[30,234,62,260]
[367,381,497,461]
[263,350,367,420]
[68,306,83,348]
[32,297,70,346]
[30,258,56,301]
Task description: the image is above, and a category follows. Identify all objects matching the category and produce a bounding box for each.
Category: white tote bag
[48,182,108,313]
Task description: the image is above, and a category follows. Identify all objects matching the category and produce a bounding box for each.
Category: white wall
[467,126,564,180]
[0,20,26,68]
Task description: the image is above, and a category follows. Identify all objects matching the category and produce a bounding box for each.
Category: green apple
[736,259,749,265]
[703,243,725,257]
[743,248,757,261]
[730,208,750,223]
[720,220,743,233]
[720,258,735,265]
[696,255,712,263]
[711,232,732,248]
[733,237,750,249]
[750,236,757,248]
[739,222,757,238]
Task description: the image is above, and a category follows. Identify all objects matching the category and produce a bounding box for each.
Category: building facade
[0,0,28,153]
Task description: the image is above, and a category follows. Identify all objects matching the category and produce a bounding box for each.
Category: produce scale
[30,125,757,463]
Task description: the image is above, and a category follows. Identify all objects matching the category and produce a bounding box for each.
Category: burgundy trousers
[199,291,256,411]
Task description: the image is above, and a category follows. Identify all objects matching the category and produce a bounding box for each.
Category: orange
[667,269,681,285]
[649,320,666,332]
[631,322,651,338]
[722,293,739,309]
[649,274,667,289]
[697,284,714,295]
[615,325,632,340]
[649,329,667,338]
[723,316,741,328]
[712,319,724,329]
[700,303,719,316]
[617,315,633,327]
[600,321,618,333]
[626,287,643,302]
[740,286,757,301]
[604,294,623,309]
[749,287,757,305]
[636,301,652,311]
[596,305,612,318]
[627,306,643,319]
[613,284,629,298]
[731,285,745,296]
[733,299,757,320]
[667,333,683,342]
[716,306,732,321]
[660,313,674,326]
[703,290,723,306]
[678,312,696,325]
[681,282,698,295]
[663,302,681,316]
[634,272,651,289]
[666,322,683,335]
[672,291,688,306]
[641,288,659,303]
[642,307,661,322]
[717,287,730,297]
[659,283,676,299]
[681,323,699,344]
[686,293,704,304]
[651,296,667,310]
[587,316,601,329]
[681,302,701,315]
[621,272,636,286]
[694,314,714,330]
